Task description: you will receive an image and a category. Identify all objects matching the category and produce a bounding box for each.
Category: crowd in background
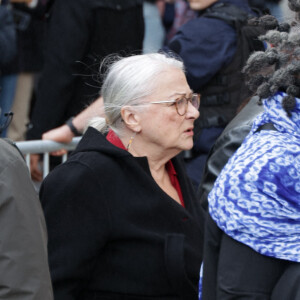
[0,0,286,143]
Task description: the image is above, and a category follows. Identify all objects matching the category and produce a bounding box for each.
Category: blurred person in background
[0,0,48,139]
[5,0,50,141]
[163,0,265,189]
[27,0,144,180]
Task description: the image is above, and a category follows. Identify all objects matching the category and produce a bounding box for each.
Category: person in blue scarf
[199,17,300,300]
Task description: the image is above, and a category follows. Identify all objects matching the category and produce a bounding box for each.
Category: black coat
[27,0,144,140]
[40,127,205,300]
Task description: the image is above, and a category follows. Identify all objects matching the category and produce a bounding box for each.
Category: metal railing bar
[43,152,49,179]
[16,137,82,178]
[16,137,82,155]
[25,153,30,167]
[62,153,68,163]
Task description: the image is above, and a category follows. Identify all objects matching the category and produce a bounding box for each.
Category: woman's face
[137,68,199,156]
[188,0,218,11]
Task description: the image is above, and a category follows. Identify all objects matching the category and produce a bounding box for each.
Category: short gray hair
[87,53,184,135]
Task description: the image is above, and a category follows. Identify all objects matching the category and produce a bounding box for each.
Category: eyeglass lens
[191,95,200,109]
[177,95,199,115]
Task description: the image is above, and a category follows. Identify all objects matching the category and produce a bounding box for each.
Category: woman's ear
[121,106,142,133]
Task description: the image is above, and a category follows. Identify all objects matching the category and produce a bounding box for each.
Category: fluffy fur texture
[288,0,300,16]
[243,6,300,116]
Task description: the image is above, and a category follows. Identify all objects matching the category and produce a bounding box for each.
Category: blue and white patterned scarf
[209,92,300,261]
[198,92,300,300]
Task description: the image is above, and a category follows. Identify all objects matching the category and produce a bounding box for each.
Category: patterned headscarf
[209,92,300,262]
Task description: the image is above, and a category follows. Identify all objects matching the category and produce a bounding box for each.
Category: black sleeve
[40,161,111,300]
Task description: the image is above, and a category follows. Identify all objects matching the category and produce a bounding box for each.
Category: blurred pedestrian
[27,0,144,180]
[6,0,49,141]
[27,0,144,142]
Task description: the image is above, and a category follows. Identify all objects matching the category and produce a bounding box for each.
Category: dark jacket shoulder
[198,96,264,210]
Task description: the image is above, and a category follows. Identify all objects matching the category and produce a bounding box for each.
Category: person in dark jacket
[163,0,260,188]
[28,0,144,180]
[40,53,205,300]
[26,0,144,142]
[5,0,49,141]
[0,137,53,299]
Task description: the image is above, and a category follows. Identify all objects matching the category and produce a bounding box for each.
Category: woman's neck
[121,133,182,204]
[129,143,171,173]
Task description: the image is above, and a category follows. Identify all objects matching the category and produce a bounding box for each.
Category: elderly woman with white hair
[40,53,205,300]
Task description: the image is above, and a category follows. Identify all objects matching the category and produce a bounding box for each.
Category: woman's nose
[186,101,200,119]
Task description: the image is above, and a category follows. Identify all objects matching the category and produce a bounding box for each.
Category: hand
[30,154,43,182]
[42,124,75,156]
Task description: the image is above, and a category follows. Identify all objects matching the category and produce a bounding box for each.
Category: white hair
[87,52,184,136]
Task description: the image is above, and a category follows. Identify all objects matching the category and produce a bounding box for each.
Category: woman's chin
[181,142,194,152]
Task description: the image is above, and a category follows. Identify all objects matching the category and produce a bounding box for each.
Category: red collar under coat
[106,130,184,207]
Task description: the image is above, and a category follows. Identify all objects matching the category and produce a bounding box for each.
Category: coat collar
[72,127,197,214]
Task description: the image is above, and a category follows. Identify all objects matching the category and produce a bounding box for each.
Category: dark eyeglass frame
[149,93,200,116]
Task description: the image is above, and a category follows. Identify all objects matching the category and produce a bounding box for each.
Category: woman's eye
[176,98,185,106]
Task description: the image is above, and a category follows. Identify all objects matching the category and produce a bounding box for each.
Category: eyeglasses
[149,93,200,116]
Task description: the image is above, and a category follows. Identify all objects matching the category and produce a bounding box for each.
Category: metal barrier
[16,137,82,178]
